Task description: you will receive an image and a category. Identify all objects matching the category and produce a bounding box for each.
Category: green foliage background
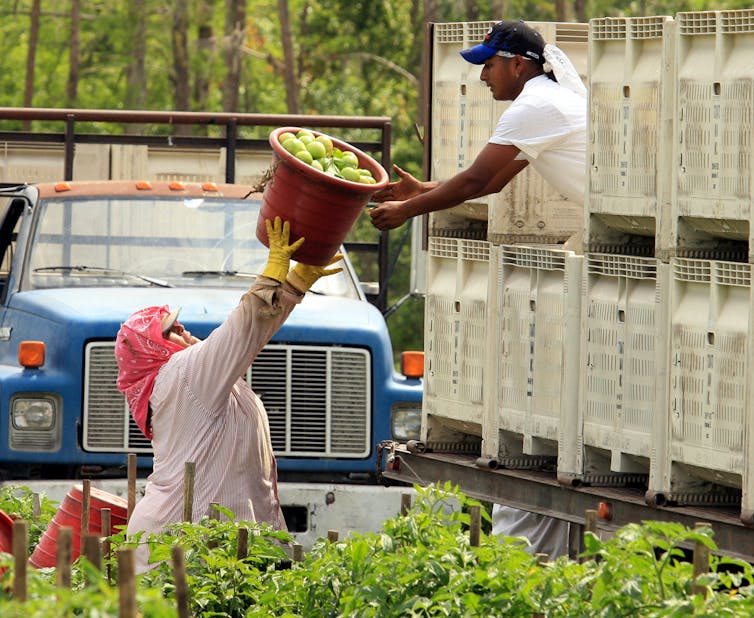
[0,0,749,360]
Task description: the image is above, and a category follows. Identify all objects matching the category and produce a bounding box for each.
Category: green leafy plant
[124,510,292,618]
[0,485,58,552]
[3,484,754,617]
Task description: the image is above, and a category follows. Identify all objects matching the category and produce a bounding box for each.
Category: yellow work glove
[262,217,305,283]
[287,253,344,293]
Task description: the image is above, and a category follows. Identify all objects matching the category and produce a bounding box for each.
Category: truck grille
[83,342,371,457]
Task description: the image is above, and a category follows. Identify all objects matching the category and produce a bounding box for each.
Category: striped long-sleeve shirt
[127,277,302,573]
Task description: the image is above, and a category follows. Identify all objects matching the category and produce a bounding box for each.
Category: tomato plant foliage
[3,483,754,616]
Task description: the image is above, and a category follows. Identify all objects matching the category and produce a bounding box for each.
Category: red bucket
[0,509,13,554]
[256,126,389,266]
[29,485,128,568]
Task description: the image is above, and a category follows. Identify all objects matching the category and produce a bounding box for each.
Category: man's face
[480,54,522,101]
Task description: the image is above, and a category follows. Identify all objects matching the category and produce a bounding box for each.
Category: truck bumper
[3,479,415,551]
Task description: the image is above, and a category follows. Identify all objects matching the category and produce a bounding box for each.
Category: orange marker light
[401,351,424,379]
[169,181,186,191]
[54,182,72,192]
[19,341,45,369]
[201,182,219,192]
[135,180,152,190]
[597,501,613,521]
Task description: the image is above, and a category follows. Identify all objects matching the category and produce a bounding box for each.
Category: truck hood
[5,287,385,340]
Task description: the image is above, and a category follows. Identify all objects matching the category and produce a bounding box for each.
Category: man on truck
[116,216,342,572]
[370,20,587,558]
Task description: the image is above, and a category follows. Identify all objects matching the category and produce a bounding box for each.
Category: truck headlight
[391,403,421,442]
[10,395,61,451]
[12,397,56,429]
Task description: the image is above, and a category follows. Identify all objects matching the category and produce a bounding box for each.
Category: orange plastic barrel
[0,509,13,554]
[29,484,128,568]
[256,126,389,266]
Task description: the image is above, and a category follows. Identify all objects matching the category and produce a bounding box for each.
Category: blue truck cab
[0,179,422,545]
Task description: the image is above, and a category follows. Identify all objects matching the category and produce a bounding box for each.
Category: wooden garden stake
[172,545,190,618]
[102,507,112,579]
[582,509,599,563]
[118,548,136,618]
[127,453,137,523]
[401,493,412,516]
[292,543,304,562]
[207,502,220,549]
[327,529,339,543]
[31,492,41,520]
[236,527,249,559]
[182,461,196,522]
[56,526,73,588]
[692,522,711,598]
[584,509,598,535]
[81,479,91,543]
[83,532,102,583]
[469,505,481,547]
[12,519,27,602]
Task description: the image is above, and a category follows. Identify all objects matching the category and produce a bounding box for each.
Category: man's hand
[371,164,424,202]
[287,253,344,293]
[262,216,305,283]
[369,201,409,231]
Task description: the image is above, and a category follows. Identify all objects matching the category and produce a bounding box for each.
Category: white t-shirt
[489,74,587,205]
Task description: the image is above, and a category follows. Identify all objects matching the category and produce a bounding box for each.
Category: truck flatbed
[379,443,754,561]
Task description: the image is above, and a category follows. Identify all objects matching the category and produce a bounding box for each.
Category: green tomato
[278,132,296,144]
[341,151,359,169]
[359,175,377,184]
[315,135,334,156]
[295,149,314,165]
[282,138,306,155]
[341,166,362,182]
[296,129,315,140]
[311,159,324,172]
[306,140,327,160]
[298,134,315,145]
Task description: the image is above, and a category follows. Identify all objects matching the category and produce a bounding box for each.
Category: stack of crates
[422,21,589,457]
[582,10,754,520]
[563,16,673,488]
[423,11,754,522]
[646,10,754,517]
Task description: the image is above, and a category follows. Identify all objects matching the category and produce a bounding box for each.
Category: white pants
[491,504,572,559]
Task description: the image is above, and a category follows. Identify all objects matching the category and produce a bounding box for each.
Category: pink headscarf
[115,305,186,440]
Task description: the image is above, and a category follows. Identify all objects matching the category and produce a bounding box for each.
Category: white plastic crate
[647,257,750,507]
[586,16,674,255]
[0,143,110,182]
[663,10,754,261]
[429,21,588,242]
[110,145,272,185]
[484,244,582,467]
[423,236,490,444]
[562,254,669,485]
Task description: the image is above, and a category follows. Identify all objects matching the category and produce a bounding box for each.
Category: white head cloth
[543,43,587,98]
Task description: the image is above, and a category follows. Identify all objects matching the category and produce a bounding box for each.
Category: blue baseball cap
[460,20,546,65]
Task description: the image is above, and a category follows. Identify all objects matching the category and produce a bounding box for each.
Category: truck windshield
[24,195,359,297]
